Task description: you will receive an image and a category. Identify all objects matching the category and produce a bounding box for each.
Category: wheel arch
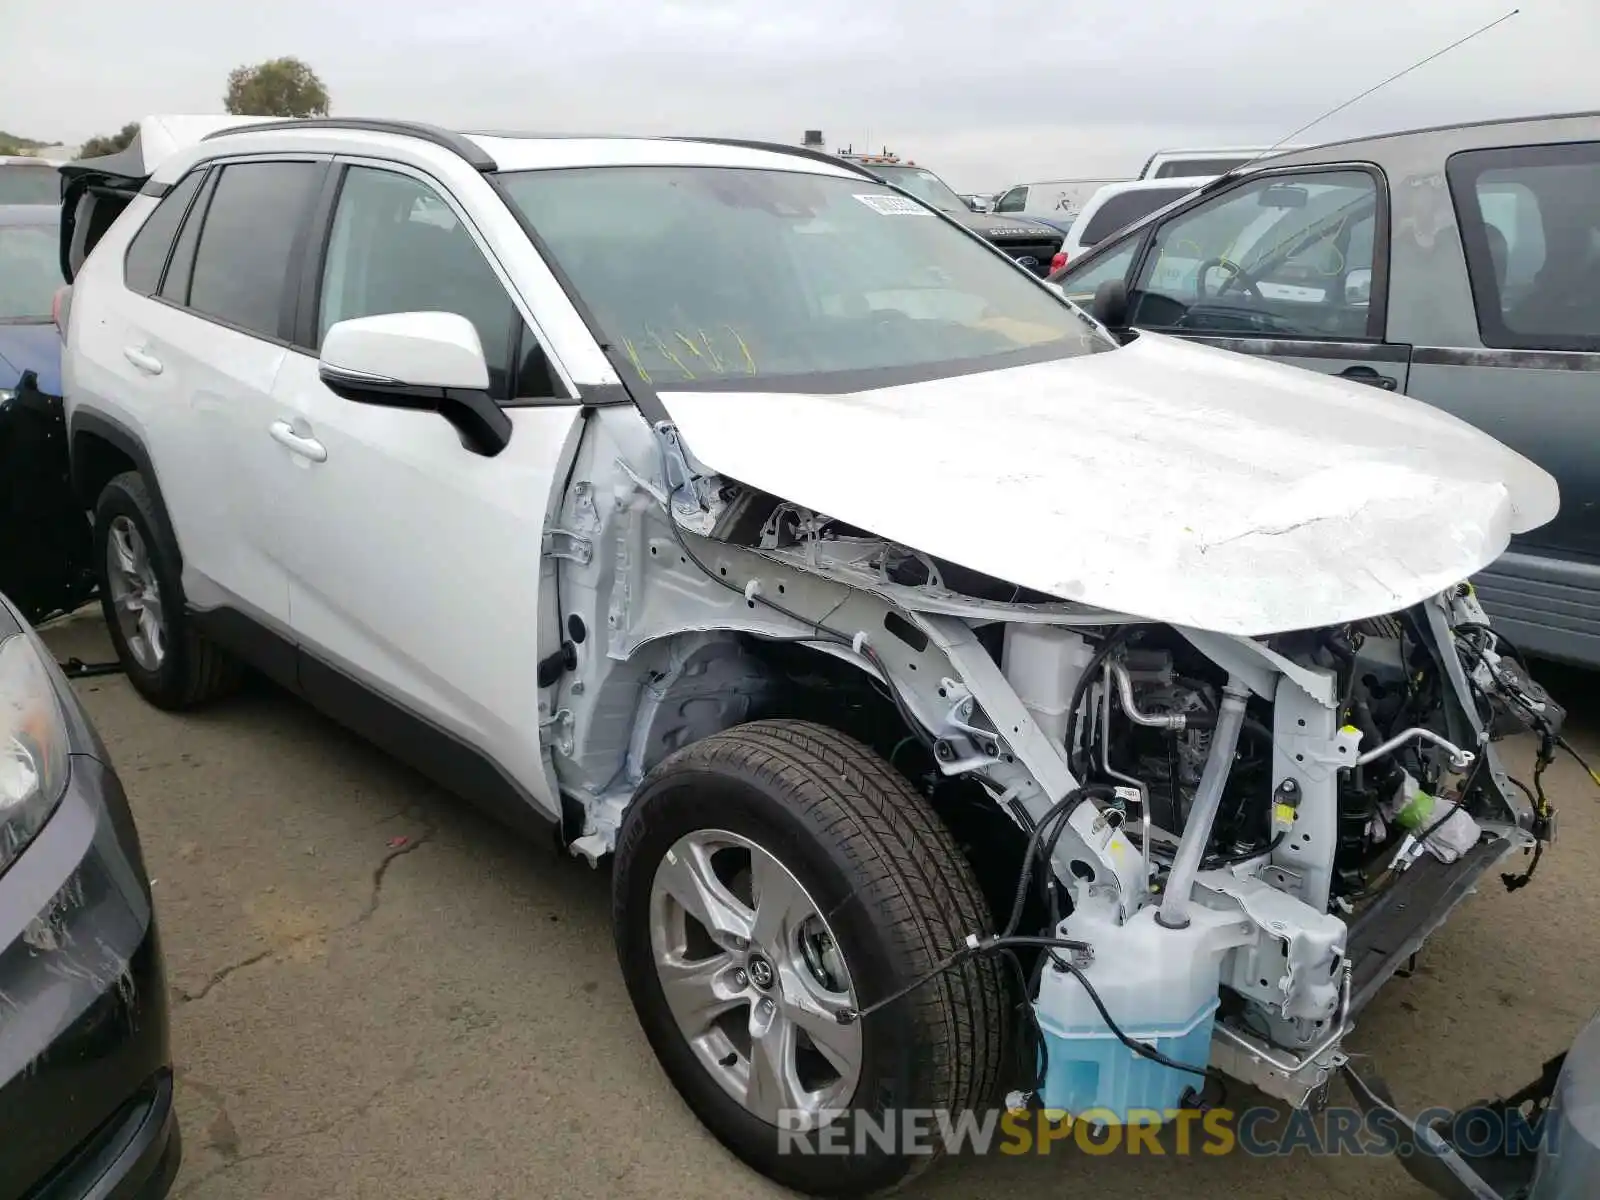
[69,411,181,567]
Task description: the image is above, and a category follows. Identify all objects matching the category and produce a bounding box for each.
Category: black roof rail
[668,137,886,181]
[201,118,498,171]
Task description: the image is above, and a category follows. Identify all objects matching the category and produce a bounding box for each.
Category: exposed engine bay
[548,413,1566,1118]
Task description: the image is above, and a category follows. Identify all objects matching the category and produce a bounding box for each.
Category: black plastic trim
[201,118,498,171]
[1181,336,1412,362]
[187,605,299,691]
[668,137,886,182]
[137,178,169,198]
[1412,345,1600,371]
[297,652,558,840]
[65,411,180,564]
[186,605,560,839]
[486,174,672,427]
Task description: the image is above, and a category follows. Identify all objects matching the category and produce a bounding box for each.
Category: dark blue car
[0,203,95,624]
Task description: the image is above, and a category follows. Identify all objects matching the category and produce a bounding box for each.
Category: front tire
[94,471,241,710]
[613,720,1008,1197]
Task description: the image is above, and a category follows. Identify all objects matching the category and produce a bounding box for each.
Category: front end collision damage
[537,405,1555,1115]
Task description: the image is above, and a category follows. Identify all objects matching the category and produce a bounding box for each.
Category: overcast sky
[7,0,1597,189]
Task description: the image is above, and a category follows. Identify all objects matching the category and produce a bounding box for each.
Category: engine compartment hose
[1158,678,1249,930]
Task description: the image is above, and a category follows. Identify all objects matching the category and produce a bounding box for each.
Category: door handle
[269,419,328,463]
[122,346,163,375]
[1338,365,1398,391]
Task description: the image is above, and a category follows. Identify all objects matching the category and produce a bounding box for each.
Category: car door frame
[264,151,590,833]
[121,152,333,678]
[1062,160,1413,385]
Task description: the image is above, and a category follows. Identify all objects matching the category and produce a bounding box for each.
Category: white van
[990,178,1128,232]
[1050,176,1213,272]
[1138,146,1301,180]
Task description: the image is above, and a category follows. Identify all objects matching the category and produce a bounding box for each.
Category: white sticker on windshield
[854,193,932,216]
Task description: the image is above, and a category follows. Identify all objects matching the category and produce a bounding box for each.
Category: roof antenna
[1264,7,1521,154]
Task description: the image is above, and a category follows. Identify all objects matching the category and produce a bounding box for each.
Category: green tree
[223,57,330,118]
[0,130,47,155]
[79,122,139,159]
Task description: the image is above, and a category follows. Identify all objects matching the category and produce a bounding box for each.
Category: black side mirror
[319,369,512,458]
[1090,279,1130,328]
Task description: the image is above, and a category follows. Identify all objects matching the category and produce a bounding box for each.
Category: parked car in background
[0,156,60,205]
[991,177,1129,233]
[841,151,1064,274]
[1138,145,1300,179]
[1047,176,1212,273]
[0,587,180,1198]
[958,192,994,212]
[0,203,95,625]
[1053,110,1600,667]
[54,116,1560,1196]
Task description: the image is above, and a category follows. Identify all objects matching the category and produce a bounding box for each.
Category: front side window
[497,165,1113,387]
[1448,142,1599,352]
[1056,242,1139,307]
[123,169,205,296]
[1130,169,1380,339]
[188,161,321,339]
[317,166,558,400]
[0,220,59,322]
[994,186,1028,213]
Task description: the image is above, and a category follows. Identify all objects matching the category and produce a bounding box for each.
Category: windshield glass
[866,165,969,214]
[498,166,1112,388]
[0,223,59,322]
[0,166,59,205]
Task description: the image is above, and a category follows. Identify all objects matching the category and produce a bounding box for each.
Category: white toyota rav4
[55,117,1565,1196]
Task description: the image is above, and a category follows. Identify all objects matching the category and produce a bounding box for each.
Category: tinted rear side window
[1448,141,1600,352]
[123,170,205,296]
[1154,158,1245,179]
[188,161,320,339]
[1081,188,1191,245]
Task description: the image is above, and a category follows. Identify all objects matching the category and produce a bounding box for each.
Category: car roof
[134,120,873,184]
[0,204,58,226]
[1088,175,1216,199]
[1263,108,1600,168]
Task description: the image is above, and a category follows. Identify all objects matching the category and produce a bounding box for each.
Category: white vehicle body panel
[1058,176,1215,264]
[657,332,1559,636]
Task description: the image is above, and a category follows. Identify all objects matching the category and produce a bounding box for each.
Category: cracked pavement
[39,610,1600,1200]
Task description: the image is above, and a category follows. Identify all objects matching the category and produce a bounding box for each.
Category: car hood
[657,333,1560,636]
[0,322,61,396]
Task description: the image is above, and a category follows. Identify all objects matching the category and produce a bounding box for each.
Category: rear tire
[613,720,1009,1197]
[94,471,242,710]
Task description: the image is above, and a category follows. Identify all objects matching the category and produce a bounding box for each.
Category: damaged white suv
[57,118,1565,1196]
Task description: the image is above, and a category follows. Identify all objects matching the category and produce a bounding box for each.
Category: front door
[1121,166,1411,392]
[268,160,585,823]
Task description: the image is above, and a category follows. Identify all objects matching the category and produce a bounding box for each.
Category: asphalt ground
[38,610,1600,1199]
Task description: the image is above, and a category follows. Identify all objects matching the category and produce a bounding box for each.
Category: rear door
[1118,165,1409,390]
[1408,140,1600,662]
[123,158,326,634]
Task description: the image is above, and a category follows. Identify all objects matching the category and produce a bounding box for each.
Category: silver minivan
[1053,112,1600,668]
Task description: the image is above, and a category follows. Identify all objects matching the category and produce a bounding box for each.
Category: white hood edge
[656,334,1559,637]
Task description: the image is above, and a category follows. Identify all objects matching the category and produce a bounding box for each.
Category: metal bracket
[542,528,593,565]
[540,708,575,758]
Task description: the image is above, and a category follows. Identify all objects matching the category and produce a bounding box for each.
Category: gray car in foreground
[1053,110,1600,669]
